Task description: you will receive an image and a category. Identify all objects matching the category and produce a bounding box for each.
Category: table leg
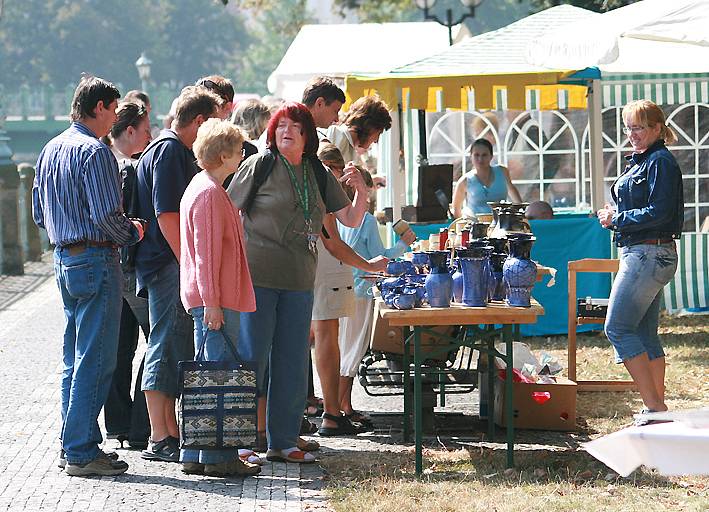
[402,326,411,442]
[414,326,423,476]
[487,335,495,441]
[503,324,515,468]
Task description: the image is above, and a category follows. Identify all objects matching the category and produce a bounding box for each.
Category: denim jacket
[610,140,684,247]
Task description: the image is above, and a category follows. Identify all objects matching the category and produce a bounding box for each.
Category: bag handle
[195,323,242,363]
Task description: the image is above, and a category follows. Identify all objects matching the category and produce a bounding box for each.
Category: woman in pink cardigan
[178,119,258,477]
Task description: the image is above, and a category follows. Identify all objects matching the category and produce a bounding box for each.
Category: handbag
[178,328,258,450]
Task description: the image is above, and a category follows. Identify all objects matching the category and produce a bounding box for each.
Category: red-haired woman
[226,102,366,463]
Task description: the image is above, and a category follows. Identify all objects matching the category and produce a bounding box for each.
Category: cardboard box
[493,376,577,431]
[370,301,456,359]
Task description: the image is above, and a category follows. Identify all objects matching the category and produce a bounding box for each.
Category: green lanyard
[280,154,312,221]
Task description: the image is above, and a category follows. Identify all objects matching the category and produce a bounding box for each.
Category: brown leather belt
[61,240,117,256]
[635,238,674,246]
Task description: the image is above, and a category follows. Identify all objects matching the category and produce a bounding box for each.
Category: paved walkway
[0,255,507,511]
[0,256,329,512]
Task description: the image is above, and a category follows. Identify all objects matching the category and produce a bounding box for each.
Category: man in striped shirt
[33,75,145,477]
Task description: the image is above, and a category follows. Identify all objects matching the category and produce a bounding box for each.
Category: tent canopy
[345,5,600,112]
[267,22,461,101]
[526,0,709,73]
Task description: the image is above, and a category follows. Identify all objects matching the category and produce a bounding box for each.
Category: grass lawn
[321,314,709,512]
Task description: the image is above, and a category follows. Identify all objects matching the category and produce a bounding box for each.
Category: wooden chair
[567,258,636,392]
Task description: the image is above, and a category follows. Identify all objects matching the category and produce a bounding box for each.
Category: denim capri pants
[604,242,678,363]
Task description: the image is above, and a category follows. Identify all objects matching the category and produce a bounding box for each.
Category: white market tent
[345,0,709,310]
[266,22,467,101]
[344,5,598,221]
[526,0,709,311]
[527,0,709,218]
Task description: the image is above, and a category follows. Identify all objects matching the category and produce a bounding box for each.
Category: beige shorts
[311,278,355,321]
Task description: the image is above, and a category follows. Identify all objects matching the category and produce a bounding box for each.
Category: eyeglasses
[622,125,647,135]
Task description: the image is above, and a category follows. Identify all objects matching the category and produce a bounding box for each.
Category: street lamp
[134,52,152,94]
[414,0,484,46]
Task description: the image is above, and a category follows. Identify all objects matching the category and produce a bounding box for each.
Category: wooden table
[378,299,545,475]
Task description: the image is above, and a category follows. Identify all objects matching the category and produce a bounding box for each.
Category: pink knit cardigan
[180,172,255,313]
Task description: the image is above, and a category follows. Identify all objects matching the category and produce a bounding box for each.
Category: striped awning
[601,73,709,108]
[345,73,590,112]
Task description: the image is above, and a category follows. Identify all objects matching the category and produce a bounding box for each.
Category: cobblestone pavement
[0,256,329,512]
[1,256,551,511]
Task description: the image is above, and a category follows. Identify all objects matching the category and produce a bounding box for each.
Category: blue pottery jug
[503,233,537,307]
[488,252,507,302]
[411,252,429,272]
[459,257,489,307]
[425,250,452,308]
[451,259,464,303]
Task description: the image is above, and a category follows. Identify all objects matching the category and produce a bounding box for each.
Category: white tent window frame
[426,109,582,209]
[426,111,502,179]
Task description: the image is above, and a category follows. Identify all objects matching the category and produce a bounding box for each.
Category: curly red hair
[266,102,319,157]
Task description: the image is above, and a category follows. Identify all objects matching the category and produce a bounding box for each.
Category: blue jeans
[181,307,241,465]
[104,270,150,444]
[141,261,194,397]
[605,243,678,363]
[239,287,313,450]
[54,246,122,464]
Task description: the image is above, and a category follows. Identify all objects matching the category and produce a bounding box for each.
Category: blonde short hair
[622,99,677,145]
[193,118,245,170]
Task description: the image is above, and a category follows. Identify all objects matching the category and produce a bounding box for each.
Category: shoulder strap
[119,160,140,217]
[310,156,328,203]
[242,150,277,216]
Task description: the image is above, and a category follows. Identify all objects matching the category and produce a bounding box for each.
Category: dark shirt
[134,129,199,291]
[610,139,684,247]
[32,122,139,247]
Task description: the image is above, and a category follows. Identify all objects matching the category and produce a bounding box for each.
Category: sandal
[266,448,316,464]
[239,448,264,465]
[297,437,320,452]
[345,410,374,428]
[300,416,318,435]
[317,412,369,437]
[633,408,671,427]
[305,397,324,417]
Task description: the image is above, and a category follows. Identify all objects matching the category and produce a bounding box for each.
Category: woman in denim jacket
[597,100,683,422]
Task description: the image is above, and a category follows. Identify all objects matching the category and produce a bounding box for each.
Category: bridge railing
[2,83,183,121]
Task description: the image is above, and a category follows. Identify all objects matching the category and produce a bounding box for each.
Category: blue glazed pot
[426,271,453,308]
[451,259,464,303]
[460,257,489,307]
[503,233,537,307]
[488,253,507,301]
[412,252,429,272]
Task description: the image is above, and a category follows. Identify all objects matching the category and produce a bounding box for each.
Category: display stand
[567,258,636,392]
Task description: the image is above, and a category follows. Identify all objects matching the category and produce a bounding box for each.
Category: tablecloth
[584,422,709,477]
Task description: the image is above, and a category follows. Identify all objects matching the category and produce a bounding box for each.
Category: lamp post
[134,52,152,94]
[414,0,484,46]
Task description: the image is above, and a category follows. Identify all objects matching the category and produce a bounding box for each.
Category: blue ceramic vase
[459,257,489,307]
[503,233,537,307]
[488,252,507,302]
[451,259,464,303]
[425,251,452,308]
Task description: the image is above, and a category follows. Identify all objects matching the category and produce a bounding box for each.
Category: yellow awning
[345,71,588,111]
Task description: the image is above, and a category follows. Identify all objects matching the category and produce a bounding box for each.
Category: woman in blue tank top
[452,139,522,217]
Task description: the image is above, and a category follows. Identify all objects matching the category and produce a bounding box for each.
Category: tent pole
[389,103,405,241]
[588,79,605,211]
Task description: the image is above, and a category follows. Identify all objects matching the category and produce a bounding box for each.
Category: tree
[0,0,251,89]
[228,0,313,95]
[529,0,638,12]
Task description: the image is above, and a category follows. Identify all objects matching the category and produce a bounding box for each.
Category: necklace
[280,154,317,254]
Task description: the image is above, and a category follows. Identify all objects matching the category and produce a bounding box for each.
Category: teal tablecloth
[408,216,612,336]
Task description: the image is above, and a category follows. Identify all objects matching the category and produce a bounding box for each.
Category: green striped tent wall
[611,234,709,312]
[663,234,709,311]
[602,74,709,108]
